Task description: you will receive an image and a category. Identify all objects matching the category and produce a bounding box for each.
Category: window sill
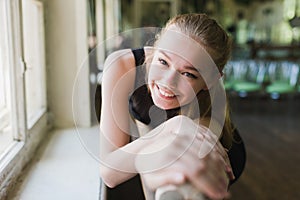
[6,126,100,200]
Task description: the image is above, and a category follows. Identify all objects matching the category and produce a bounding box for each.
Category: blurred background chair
[265,61,299,99]
[225,60,266,97]
[223,61,234,91]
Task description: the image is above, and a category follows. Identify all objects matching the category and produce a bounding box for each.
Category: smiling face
[148,49,207,110]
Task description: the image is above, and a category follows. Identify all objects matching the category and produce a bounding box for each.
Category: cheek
[148,65,164,81]
[180,81,204,99]
[191,77,206,93]
[148,68,158,82]
[194,83,205,93]
[178,80,197,98]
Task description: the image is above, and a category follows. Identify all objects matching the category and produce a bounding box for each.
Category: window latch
[19,58,27,75]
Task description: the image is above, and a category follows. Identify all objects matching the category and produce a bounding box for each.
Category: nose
[162,68,179,87]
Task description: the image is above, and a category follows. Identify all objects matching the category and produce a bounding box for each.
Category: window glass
[0,0,14,156]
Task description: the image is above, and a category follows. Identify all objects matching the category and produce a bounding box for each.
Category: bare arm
[99,48,142,187]
[99,48,162,188]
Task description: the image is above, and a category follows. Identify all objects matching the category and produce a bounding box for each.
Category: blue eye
[182,72,197,79]
[158,58,168,66]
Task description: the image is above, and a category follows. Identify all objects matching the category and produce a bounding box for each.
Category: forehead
[156,28,208,65]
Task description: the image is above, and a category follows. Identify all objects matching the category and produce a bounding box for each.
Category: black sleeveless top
[103,48,246,200]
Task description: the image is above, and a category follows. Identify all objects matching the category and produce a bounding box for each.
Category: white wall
[43,0,91,128]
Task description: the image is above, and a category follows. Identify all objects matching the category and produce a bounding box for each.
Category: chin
[155,103,175,110]
[152,98,180,110]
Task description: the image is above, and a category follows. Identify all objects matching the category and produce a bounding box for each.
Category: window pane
[0,0,14,155]
[22,0,47,128]
[0,57,6,110]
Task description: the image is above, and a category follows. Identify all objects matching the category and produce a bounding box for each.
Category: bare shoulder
[101,49,136,96]
[103,49,135,73]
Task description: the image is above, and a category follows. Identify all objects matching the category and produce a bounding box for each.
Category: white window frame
[22,0,47,129]
[0,0,27,177]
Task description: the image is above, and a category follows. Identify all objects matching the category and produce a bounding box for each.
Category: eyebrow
[184,66,200,73]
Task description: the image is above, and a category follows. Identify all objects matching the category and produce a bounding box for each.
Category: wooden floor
[227,94,300,200]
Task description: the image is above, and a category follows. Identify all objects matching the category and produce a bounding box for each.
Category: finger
[215,141,227,156]
[196,126,217,144]
[195,132,236,181]
[175,139,232,199]
[178,151,230,199]
[188,134,206,158]
[198,139,215,158]
[189,170,229,200]
[204,168,229,199]
[200,150,230,188]
[209,146,235,181]
[214,142,235,180]
[201,128,219,142]
[182,151,228,189]
[196,129,220,159]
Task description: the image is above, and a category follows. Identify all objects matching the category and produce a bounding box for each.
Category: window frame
[22,0,47,129]
[0,0,27,180]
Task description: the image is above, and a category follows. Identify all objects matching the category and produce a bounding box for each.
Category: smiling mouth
[156,84,177,98]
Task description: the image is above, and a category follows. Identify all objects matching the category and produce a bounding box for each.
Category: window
[0,0,48,157]
[0,0,48,195]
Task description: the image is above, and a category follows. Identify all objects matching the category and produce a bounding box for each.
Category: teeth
[159,88,175,98]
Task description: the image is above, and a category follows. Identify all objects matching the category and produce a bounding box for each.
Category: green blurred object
[223,61,234,91]
[233,81,262,93]
[266,81,295,94]
[227,60,266,97]
[224,81,234,90]
[265,61,299,99]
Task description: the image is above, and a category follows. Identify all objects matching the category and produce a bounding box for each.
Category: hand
[188,139,234,200]
[190,130,234,199]
[135,116,234,200]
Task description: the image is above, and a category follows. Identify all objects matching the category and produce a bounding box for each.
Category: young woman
[99,13,246,200]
